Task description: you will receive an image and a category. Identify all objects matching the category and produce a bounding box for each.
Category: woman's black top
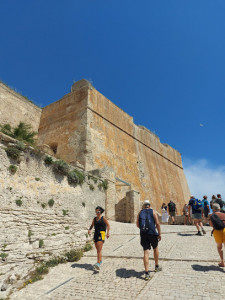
[94,216,106,232]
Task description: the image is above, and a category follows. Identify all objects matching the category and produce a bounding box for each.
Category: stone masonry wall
[38,88,89,168]
[87,87,190,214]
[0,82,42,132]
[0,134,105,293]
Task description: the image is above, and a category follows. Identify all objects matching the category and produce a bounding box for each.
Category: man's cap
[143,200,150,205]
[212,203,220,210]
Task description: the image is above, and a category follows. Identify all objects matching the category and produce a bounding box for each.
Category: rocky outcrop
[0,135,106,297]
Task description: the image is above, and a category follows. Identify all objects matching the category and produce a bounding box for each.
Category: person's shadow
[116,268,153,280]
[71,263,93,270]
[177,233,196,236]
[192,264,225,273]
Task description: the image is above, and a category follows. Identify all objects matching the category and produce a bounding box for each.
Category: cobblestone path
[11,223,225,300]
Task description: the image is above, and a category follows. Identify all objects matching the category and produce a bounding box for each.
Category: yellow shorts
[213,229,225,244]
[94,231,105,243]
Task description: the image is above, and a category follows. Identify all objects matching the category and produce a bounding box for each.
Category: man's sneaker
[196,231,202,236]
[144,273,151,281]
[93,263,100,270]
[202,228,206,234]
[155,265,162,272]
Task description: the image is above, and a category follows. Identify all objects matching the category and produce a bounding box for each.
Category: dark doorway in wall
[49,143,58,154]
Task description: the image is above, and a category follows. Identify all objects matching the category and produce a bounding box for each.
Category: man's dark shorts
[203,209,209,218]
[169,211,175,217]
[140,233,158,250]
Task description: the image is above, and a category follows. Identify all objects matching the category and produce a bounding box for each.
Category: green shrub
[98,180,109,191]
[28,230,33,238]
[9,164,17,173]
[44,256,66,268]
[0,122,36,144]
[64,249,83,262]
[41,203,46,209]
[65,226,69,230]
[0,253,8,259]
[67,171,79,185]
[82,202,85,207]
[0,123,14,137]
[16,141,26,151]
[62,209,68,216]
[39,240,44,248]
[44,156,53,165]
[89,184,94,191]
[35,177,40,181]
[13,122,37,145]
[102,179,108,190]
[48,199,54,207]
[53,160,69,175]
[83,243,92,252]
[73,169,85,185]
[5,146,21,160]
[15,199,22,206]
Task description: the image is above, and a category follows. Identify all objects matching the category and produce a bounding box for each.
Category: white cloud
[183,158,225,200]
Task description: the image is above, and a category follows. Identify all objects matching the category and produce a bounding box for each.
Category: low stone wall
[0,134,106,296]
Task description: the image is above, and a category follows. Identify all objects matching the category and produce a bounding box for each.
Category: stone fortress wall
[0,79,190,221]
[0,82,42,132]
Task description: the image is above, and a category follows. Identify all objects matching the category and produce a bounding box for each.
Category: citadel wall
[0,82,41,132]
[38,88,88,168]
[87,87,190,215]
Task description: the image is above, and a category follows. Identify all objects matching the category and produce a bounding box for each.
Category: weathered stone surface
[0,138,106,294]
[0,79,190,219]
[0,82,42,131]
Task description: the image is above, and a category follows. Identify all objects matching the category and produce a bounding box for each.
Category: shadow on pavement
[192,264,225,273]
[177,233,196,236]
[116,268,145,280]
[71,263,93,270]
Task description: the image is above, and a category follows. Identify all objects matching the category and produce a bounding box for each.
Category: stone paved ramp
[11,222,225,300]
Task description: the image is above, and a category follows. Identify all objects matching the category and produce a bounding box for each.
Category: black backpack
[169,202,176,212]
[139,209,152,233]
[211,213,225,230]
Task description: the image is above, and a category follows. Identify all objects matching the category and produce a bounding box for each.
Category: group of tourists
[88,193,225,281]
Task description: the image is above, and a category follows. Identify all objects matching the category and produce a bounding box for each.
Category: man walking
[188,196,206,236]
[202,195,210,225]
[136,200,162,280]
[168,200,177,225]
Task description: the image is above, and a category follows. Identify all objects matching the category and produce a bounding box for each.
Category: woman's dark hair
[96,206,104,214]
[161,203,166,209]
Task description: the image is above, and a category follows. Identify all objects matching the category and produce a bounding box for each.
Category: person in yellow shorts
[88,206,110,270]
[209,203,225,267]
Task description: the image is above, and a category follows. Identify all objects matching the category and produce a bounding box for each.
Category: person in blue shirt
[202,195,210,226]
[188,196,206,236]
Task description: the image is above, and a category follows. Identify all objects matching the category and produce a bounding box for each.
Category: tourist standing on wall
[136,200,162,281]
[202,196,210,225]
[167,200,177,225]
[88,206,110,270]
[161,203,169,224]
[183,204,189,225]
[209,203,225,267]
[188,196,206,236]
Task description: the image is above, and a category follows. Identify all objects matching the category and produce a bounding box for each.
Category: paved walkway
[11,222,225,300]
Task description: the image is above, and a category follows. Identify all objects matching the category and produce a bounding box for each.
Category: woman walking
[88,206,110,270]
[161,203,169,224]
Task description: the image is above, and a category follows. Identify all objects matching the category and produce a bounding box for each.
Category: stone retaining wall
[0,134,106,295]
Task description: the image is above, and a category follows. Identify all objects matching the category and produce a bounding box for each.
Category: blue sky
[1,1,225,199]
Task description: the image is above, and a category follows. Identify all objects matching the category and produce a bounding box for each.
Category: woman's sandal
[218,262,225,267]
